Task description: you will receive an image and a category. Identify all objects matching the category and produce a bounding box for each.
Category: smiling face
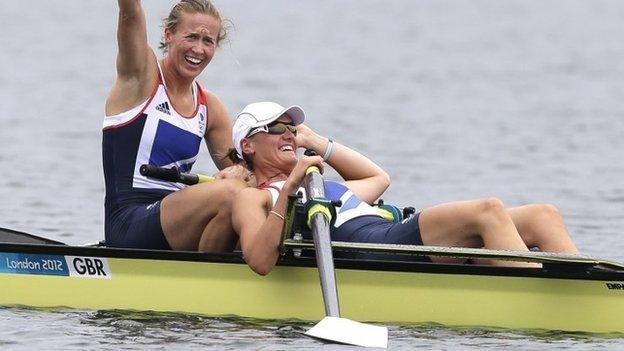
[242,115,299,176]
[164,12,220,80]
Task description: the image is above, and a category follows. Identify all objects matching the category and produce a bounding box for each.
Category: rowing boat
[2,226,624,334]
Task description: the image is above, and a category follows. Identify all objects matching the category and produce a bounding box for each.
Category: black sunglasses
[247,122,297,138]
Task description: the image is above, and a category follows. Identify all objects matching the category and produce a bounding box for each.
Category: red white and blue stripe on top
[259,180,380,228]
[102,62,208,197]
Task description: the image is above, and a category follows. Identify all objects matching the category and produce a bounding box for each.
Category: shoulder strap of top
[195,81,207,106]
[258,181,286,207]
[155,60,166,89]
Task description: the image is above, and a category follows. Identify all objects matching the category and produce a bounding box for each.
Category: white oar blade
[305,316,388,348]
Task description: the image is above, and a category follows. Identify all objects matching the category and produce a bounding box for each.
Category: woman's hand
[295,123,319,150]
[283,155,324,193]
[214,164,255,186]
[296,123,335,159]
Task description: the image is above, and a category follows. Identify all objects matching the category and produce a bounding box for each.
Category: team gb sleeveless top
[102,62,208,210]
[261,180,380,228]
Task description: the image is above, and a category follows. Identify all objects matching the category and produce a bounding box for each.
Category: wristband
[322,138,334,161]
[269,210,285,221]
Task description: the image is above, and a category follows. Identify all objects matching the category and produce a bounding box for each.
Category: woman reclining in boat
[229,101,578,275]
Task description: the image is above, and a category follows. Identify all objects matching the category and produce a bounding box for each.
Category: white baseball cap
[232,101,306,157]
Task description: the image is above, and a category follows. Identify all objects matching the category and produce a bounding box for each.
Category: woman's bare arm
[106,0,157,116]
[296,124,390,204]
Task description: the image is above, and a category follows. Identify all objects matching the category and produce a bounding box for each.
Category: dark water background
[1,0,624,349]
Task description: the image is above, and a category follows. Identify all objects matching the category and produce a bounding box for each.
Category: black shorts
[105,200,171,250]
[330,213,430,262]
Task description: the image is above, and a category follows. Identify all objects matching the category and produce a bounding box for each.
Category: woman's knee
[530,204,564,226]
[220,179,247,194]
[476,197,507,219]
[182,179,247,212]
[212,179,247,206]
[479,197,506,211]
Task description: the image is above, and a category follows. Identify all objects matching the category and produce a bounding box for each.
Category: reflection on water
[2,306,622,351]
[0,307,327,351]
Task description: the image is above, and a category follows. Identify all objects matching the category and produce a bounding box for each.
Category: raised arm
[296,124,390,204]
[116,0,151,77]
[106,0,158,116]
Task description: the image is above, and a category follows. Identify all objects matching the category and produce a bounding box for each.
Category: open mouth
[279,144,294,152]
[185,55,203,66]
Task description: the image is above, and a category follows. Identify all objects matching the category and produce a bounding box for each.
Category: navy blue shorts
[330,213,430,262]
[105,200,171,250]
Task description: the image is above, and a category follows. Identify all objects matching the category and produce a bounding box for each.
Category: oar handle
[306,165,321,175]
[139,164,214,185]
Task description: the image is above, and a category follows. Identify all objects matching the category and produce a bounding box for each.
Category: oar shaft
[300,156,388,348]
[304,167,340,317]
[310,214,340,317]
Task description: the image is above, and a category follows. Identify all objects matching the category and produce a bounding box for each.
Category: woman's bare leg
[419,198,537,267]
[507,204,578,254]
[160,179,247,252]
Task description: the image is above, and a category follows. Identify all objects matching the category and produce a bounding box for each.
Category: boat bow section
[0,227,65,245]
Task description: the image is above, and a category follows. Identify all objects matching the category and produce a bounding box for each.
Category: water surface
[1,0,624,349]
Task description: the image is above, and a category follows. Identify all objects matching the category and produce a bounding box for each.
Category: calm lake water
[1,0,624,349]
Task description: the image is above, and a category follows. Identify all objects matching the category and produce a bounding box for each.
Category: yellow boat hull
[2,245,623,333]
